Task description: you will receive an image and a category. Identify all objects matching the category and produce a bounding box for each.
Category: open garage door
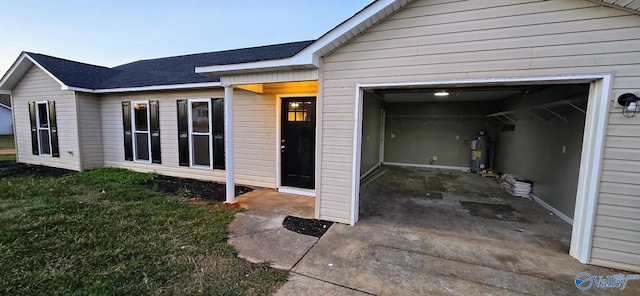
[351,75,612,264]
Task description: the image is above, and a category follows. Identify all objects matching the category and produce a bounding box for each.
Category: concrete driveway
[228,172,640,295]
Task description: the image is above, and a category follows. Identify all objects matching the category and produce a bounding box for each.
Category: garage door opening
[352,76,611,263]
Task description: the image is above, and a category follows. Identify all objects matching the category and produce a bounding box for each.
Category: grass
[0,164,288,295]
[0,154,15,161]
[0,135,15,149]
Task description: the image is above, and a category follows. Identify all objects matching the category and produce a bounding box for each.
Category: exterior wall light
[434,91,450,97]
[618,93,640,118]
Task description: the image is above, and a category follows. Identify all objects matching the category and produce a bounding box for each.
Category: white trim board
[360,163,382,181]
[279,187,316,197]
[66,82,222,93]
[351,73,612,265]
[531,194,573,225]
[383,162,469,171]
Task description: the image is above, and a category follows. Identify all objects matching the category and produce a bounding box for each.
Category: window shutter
[149,100,161,164]
[122,101,133,161]
[177,100,189,166]
[47,101,60,157]
[212,98,225,170]
[28,101,39,155]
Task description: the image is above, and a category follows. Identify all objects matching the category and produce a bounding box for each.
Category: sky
[0,0,373,77]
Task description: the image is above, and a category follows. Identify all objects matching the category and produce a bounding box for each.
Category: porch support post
[224,85,235,203]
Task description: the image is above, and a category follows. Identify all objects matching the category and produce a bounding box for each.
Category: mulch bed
[282,215,334,238]
[143,175,253,202]
[0,161,74,179]
[0,161,253,202]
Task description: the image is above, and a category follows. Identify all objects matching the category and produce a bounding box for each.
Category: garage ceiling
[378,89,521,103]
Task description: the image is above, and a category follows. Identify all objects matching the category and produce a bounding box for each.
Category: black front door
[281,97,316,189]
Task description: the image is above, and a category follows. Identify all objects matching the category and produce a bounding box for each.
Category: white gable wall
[319,0,640,271]
[12,65,81,170]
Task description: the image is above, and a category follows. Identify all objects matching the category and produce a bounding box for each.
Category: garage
[357,82,591,254]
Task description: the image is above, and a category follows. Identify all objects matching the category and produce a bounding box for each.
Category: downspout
[224,85,235,203]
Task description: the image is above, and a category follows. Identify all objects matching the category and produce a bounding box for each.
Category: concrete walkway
[228,188,640,295]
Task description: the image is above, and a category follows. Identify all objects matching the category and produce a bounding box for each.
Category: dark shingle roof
[27,53,119,89]
[27,40,314,90]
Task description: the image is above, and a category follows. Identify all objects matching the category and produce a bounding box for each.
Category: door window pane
[192,135,210,166]
[39,130,50,154]
[37,103,48,128]
[134,103,148,131]
[191,102,209,133]
[287,101,310,122]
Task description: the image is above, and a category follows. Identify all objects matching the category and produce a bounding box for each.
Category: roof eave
[0,52,71,93]
[195,56,317,76]
[67,81,223,94]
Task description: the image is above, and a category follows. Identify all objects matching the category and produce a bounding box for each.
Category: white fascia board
[195,57,315,75]
[25,55,71,90]
[299,0,398,61]
[0,53,74,92]
[196,0,400,76]
[66,81,223,93]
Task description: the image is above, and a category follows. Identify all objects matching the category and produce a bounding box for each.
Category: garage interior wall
[360,92,382,176]
[383,101,495,167]
[493,84,589,220]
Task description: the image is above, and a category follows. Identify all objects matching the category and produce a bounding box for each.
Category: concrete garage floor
[229,167,640,295]
[360,166,572,254]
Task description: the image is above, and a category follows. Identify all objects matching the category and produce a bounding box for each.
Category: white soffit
[588,0,640,13]
[195,0,414,76]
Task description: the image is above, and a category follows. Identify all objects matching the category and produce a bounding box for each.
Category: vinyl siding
[320,0,640,269]
[101,89,227,184]
[99,81,317,188]
[76,92,104,170]
[221,69,318,85]
[11,65,80,171]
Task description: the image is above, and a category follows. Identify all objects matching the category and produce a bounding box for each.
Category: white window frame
[188,98,213,169]
[131,100,152,163]
[35,101,52,155]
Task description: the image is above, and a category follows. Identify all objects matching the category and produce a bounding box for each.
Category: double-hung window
[189,99,213,168]
[177,98,224,169]
[132,101,151,162]
[28,100,59,157]
[122,100,161,163]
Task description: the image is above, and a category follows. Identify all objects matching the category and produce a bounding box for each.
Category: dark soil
[0,161,74,179]
[143,175,253,202]
[282,215,333,238]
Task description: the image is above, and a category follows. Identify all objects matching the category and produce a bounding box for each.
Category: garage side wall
[360,92,382,176]
[320,0,640,271]
[12,65,81,171]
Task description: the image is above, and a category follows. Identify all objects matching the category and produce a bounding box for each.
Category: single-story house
[1,0,639,272]
[0,100,12,135]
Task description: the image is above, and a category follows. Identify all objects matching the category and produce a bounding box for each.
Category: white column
[224,85,235,203]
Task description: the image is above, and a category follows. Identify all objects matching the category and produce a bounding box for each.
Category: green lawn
[0,135,15,149]
[0,163,288,295]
